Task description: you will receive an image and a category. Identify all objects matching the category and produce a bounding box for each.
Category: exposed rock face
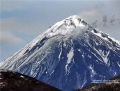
[0,69,61,91]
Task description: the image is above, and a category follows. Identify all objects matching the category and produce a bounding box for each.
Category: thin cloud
[92,20,98,28]
[0,31,24,45]
[0,17,49,46]
[79,7,103,26]
[1,0,26,11]
[112,0,120,16]
[79,7,120,27]
[79,6,120,41]
[1,17,45,35]
[102,15,107,26]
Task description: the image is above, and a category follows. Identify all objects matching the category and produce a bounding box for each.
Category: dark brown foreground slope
[74,75,120,91]
[0,69,61,91]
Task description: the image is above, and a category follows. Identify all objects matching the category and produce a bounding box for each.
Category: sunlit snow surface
[0,15,120,91]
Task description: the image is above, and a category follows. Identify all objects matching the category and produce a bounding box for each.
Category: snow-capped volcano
[0,15,120,91]
[44,15,87,37]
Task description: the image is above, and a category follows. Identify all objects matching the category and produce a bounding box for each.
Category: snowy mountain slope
[0,15,120,91]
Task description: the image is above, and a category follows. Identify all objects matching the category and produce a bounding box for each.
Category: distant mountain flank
[0,15,120,91]
[0,69,61,91]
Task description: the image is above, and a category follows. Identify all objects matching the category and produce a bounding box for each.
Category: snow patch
[65,48,74,72]
[58,42,62,60]
[20,75,24,78]
[117,62,120,67]
[67,48,74,64]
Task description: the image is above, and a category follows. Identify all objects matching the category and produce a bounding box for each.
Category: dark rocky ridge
[0,69,61,91]
[74,75,120,91]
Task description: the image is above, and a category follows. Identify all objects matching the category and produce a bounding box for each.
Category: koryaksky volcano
[0,15,120,91]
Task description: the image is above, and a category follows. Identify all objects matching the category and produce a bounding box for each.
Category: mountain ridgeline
[0,15,120,91]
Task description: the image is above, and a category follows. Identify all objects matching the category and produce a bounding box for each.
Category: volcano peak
[44,15,88,37]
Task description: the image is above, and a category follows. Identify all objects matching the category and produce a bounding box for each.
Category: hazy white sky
[0,0,120,62]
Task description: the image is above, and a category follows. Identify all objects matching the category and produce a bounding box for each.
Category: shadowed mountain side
[0,69,61,91]
[74,75,120,91]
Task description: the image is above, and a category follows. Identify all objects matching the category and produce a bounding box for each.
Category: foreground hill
[75,75,120,91]
[0,69,61,91]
